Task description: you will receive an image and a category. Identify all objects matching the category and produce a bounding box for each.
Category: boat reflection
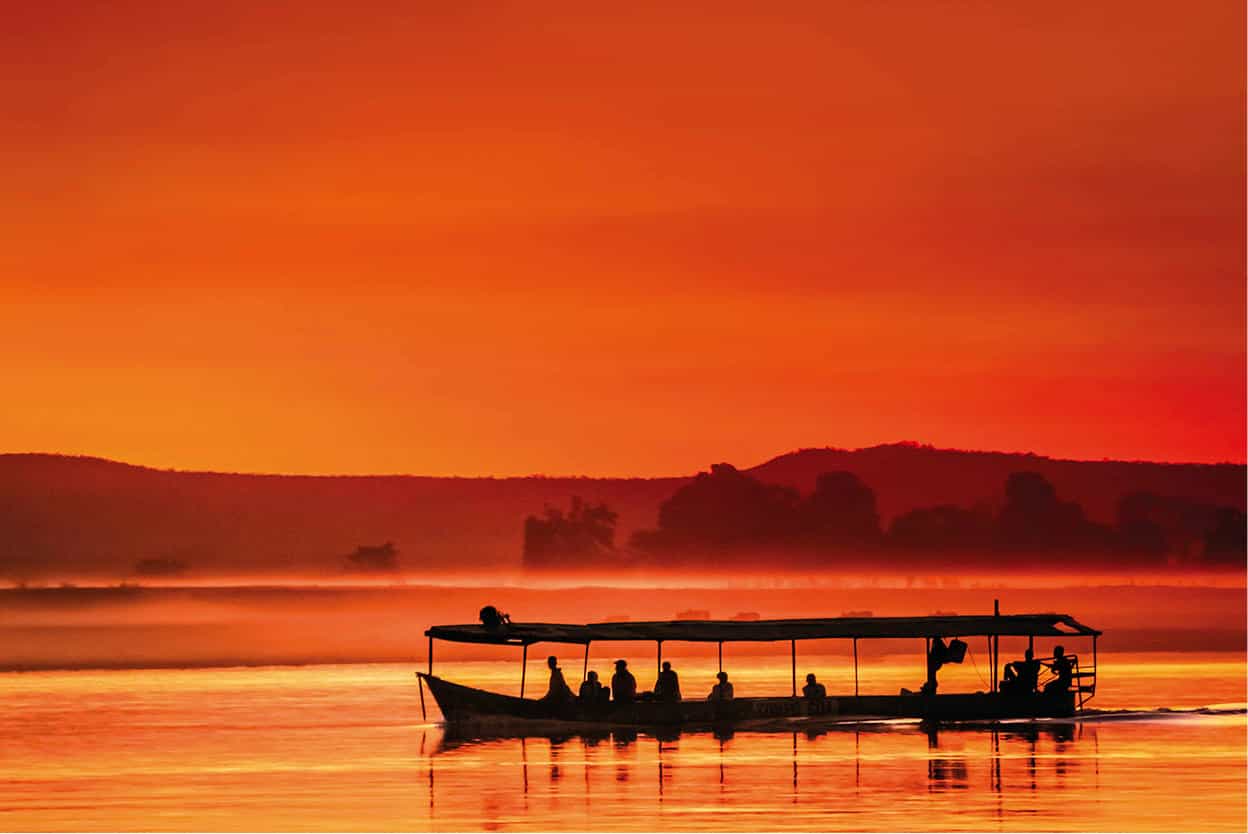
[924,721,1088,797]
[436,717,1085,748]
[427,720,1095,810]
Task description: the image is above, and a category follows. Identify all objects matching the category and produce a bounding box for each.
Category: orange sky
[3,1,1244,476]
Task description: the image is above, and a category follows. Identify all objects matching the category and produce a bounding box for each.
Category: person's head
[1054,645,1065,658]
[716,671,728,682]
[547,655,558,669]
[587,670,598,682]
[615,659,627,671]
[1024,648,1034,661]
[805,673,816,684]
[662,661,671,672]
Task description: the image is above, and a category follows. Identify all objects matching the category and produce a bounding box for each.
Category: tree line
[523,463,1246,569]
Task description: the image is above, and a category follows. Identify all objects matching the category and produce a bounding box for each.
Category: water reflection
[926,726,969,791]
[431,720,1098,818]
[1,661,1242,832]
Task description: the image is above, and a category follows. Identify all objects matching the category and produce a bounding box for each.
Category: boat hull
[418,673,1076,730]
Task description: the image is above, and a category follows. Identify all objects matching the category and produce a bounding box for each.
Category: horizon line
[2,440,1244,480]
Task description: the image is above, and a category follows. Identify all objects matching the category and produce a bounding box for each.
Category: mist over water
[1,578,1243,671]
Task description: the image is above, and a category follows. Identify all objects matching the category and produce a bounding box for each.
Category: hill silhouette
[748,443,1244,523]
[0,444,1242,580]
[0,454,681,581]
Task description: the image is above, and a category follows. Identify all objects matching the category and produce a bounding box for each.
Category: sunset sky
[4,1,1244,476]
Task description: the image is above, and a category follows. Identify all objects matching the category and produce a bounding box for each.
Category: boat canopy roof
[426,613,1101,646]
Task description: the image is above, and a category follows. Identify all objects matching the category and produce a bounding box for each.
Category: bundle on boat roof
[425,613,1101,646]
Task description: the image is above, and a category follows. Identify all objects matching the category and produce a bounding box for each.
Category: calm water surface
[1,653,1244,831]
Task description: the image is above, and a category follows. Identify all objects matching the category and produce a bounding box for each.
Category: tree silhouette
[523,497,618,568]
[615,462,1240,567]
[888,505,993,550]
[1204,507,1247,564]
[1114,491,1245,563]
[995,472,1112,551]
[344,542,399,572]
[630,463,802,551]
[800,470,881,545]
[629,464,884,555]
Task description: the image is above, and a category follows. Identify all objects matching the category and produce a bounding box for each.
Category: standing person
[611,659,637,703]
[542,655,573,703]
[921,637,949,695]
[654,660,682,702]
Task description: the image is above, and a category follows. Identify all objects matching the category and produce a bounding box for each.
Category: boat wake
[1077,704,1247,720]
[720,704,1246,734]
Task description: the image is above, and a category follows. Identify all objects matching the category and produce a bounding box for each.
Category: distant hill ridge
[747,442,1245,523]
[0,444,1242,578]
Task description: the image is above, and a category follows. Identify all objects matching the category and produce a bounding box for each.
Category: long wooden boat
[417,605,1101,730]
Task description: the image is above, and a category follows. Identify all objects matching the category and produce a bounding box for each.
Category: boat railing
[1072,653,1097,710]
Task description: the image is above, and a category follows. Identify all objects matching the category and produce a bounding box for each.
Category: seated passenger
[542,655,574,703]
[654,661,682,702]
[802,673,826,700]
[611,659,637,703]
[1043,645,1074,695]
[708,671,734,701]
[579,670,605,703]
[1001,648,1041,696]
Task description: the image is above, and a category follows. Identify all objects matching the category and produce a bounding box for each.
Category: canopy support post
[993,637,999,693]
[427,636,433,676]
[520,643,528,699]
[583,641,590,681]
[1027,635,1035,693]
[718,641,723,673]
[992,599,1000,694]
[791,639,797,698]
[925,637,931,686]
[853,638,859,697]
[657,641,662,678]
[1092,633,1098,681]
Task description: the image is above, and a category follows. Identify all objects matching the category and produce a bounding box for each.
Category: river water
[1,652,1244,831]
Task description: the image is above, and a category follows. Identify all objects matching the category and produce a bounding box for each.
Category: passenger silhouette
[578,670,606,703]
[542,655,574,703]
[708,671,734,701]
[802,673,826,699]
[611,659,637,703]
[1044,645,1074,695]
[1001,648,1041,696]
[654,661,682,702]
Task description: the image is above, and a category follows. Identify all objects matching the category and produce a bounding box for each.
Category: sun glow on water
[1,653,1244,831]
